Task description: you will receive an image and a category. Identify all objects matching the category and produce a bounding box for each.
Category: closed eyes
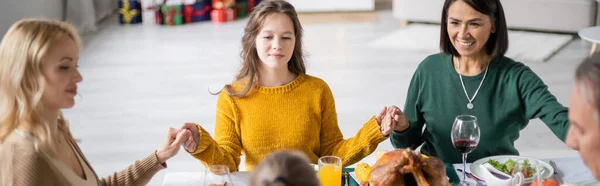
[262,36,293,40]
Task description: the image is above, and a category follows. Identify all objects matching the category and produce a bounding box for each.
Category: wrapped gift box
[141,0,163,25]
[212,0,235,9]
[248,0,261,12]
[119,0,143,24]
[184,0,212,23]
[161,2,184,25]
[154,6,164,24]
[234,0,248,18]
[210,8,235,23]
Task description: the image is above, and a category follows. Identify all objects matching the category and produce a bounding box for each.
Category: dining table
[163,156,595,186]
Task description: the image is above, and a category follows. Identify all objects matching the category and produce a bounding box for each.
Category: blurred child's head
[228,0,305,97]
[250,150,320,186]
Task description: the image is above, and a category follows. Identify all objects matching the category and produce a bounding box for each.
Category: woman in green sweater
[390,0,570,164]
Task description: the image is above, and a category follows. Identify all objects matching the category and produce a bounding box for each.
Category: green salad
[487,159,536,178]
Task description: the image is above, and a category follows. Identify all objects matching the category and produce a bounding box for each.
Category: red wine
[453,139,478,153]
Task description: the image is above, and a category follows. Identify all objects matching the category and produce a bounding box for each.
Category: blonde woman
[0,19,190,186]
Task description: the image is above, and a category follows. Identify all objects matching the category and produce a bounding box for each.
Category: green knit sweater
[391,53,569,164]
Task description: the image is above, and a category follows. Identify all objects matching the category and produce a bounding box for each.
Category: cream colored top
[45,132,98,186]
[1,129,165,186]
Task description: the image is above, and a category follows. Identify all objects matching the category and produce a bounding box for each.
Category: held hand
[180,123,200,153]
[156,128,190,164]
[390,106,409,132]
[378,106,398,136]
[375,106,388,125]
[377,106,410,136]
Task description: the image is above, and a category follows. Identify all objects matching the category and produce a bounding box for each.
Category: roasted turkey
[362,148,450,186]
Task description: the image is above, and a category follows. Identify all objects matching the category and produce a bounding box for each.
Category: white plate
[470,155,554,184]
[577,179,600,186]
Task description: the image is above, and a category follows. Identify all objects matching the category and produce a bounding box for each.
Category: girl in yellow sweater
[180,0,404,171]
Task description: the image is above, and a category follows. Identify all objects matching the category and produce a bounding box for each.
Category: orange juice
[319,164,341,186]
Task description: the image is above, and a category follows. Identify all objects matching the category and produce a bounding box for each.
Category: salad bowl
[470,155,554,184]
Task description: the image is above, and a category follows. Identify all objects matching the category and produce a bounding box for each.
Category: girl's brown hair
[223,0,306,98]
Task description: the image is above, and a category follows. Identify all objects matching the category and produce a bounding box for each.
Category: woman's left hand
[156,128,190,164]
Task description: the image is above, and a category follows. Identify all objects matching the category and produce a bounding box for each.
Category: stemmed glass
[531,161,545,186]
[451,115,481,186]
[203,165,233,186]
[511,160,527,186]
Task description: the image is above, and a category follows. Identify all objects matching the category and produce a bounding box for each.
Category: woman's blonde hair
[250,150,320,186]
[0,19,81,156]
[221,0,306,98]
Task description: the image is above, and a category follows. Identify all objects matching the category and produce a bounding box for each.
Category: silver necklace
[457,58,489,109]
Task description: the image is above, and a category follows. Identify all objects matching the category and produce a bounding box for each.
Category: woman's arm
[517,66,569,141]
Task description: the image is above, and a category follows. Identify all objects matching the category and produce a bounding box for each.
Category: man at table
[566,52,600,179]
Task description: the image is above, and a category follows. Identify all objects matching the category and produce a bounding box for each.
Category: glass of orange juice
[318,156,342,186]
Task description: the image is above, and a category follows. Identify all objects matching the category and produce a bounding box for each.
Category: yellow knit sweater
[190,74,388,171]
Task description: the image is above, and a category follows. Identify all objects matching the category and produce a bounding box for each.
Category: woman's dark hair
[440,0,509,59]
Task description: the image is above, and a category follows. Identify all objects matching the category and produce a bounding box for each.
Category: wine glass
[519,159,545,186]
[451,115,480,186]
[511,159,527,186]
[531,162,545,186]
[203,165,233,186]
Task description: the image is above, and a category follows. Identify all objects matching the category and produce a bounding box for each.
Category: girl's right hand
[180,123,200,153]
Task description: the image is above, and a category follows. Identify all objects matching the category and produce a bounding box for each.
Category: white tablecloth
[453,156,594,185]
[163,156,594,186]
[163,171,251,186]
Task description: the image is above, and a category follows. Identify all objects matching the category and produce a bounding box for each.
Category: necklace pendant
[467,103,474,109]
